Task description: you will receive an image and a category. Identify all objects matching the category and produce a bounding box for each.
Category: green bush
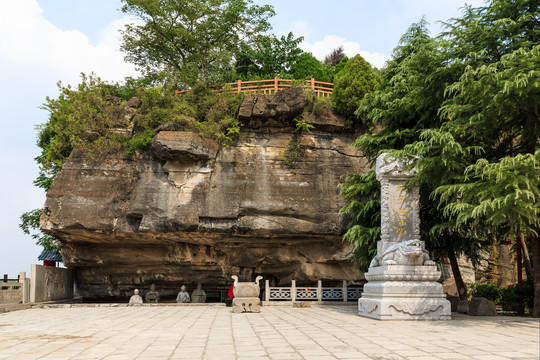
[332,54,377,126]
[469,283,502,303]
[130,83,244,147]
[469,279,534,315]
[499,279,534,314]
[290,53,330,82]
[304,89,332,116]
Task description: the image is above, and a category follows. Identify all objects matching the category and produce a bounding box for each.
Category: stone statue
[176,285,190,303]
[369,239,436,267]
[145,283,160,303]
[128,289,143,306]
[191,283,206,303]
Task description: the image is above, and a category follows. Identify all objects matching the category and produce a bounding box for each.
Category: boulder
[238,87,306,125]
[469,297,498,316]
[446,294,460,312]
[457,301,470,314]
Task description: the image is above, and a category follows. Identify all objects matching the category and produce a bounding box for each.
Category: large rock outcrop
[41,88,369,298]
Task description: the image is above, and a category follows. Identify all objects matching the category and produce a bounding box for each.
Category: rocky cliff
[41,88,369,298]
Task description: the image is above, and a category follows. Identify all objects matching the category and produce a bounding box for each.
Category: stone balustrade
[264,280,363,303]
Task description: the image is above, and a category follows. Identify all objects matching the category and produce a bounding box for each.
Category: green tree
[234,32,304,80]
[332,54,378,126]
[342,1,540,315]
[120,0,274,86]
[402,1,540,316]
[20,209,57,251]
[340,20,482,300]
[39,73,127,168]
[290,53,329,82]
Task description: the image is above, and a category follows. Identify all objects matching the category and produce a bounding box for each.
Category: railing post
[274,76,278,93]
[20,271,29,304]
[343,280,348,302]
[317,280,322,303]
[237,79,241,93]
[311,77,315,91]
[291,280,296,302]
[265,280,270,302]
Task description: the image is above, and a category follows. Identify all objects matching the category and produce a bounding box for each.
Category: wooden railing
[175,77,333,97]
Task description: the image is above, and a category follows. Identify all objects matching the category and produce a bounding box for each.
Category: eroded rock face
[41,89,368,298]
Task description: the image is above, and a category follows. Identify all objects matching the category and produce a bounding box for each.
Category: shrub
[332,54,377,126]
[469,279,534,315]
[282,141,303,169]
[304,89,332,116]
[290,53,330,82]
[499,279,534,314]
[469,283,501,303]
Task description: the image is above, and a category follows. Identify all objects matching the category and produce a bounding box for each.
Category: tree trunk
[531,229,540,318]
[521,235,532,277]
[446,240,468,301]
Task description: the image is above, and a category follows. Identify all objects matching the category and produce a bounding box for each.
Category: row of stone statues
[128,283,206,305]
[176,283,206,303]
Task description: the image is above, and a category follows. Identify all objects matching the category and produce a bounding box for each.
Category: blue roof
[38,250,63,261]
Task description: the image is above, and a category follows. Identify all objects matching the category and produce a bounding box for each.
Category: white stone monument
[358,154,451,320]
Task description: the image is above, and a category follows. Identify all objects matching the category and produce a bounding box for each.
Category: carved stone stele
[358,153,451,320]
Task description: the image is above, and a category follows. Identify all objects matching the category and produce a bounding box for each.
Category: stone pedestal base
[358,265,451,320]
[232,297,261,313]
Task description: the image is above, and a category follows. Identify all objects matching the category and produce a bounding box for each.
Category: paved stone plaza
[0,304,538,360]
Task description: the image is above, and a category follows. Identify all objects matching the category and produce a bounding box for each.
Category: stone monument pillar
[358,154,451,320]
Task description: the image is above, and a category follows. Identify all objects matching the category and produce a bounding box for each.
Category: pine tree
[342,1,540,314]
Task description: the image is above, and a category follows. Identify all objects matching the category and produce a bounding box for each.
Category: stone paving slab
[0,305,538,360]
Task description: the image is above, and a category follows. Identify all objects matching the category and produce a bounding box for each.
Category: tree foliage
[120,0,274,86]
[324,46,346,66]
[332,54,378,126]
[20,209,57,251]
[290,53,330,82]
[234,32,304,80]
[38,73,131,174]
[341,1,540,310]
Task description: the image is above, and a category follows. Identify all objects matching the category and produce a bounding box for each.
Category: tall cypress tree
[342,1,540,314]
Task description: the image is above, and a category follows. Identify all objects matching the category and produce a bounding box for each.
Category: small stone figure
[128,289,143,306]
[145,283,160,303]
[176,285,190,303]
[191,283,206,303]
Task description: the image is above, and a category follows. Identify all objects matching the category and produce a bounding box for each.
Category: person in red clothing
[227,283,234,299]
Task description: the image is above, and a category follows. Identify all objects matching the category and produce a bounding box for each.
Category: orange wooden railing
[175,77,333,97]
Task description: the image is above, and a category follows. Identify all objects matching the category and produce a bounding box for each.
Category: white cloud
[0,0,139,86]
[99,15,142,51]
[303,35,389,69]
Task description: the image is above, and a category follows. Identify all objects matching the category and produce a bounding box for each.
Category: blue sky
[0,0,485,277]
